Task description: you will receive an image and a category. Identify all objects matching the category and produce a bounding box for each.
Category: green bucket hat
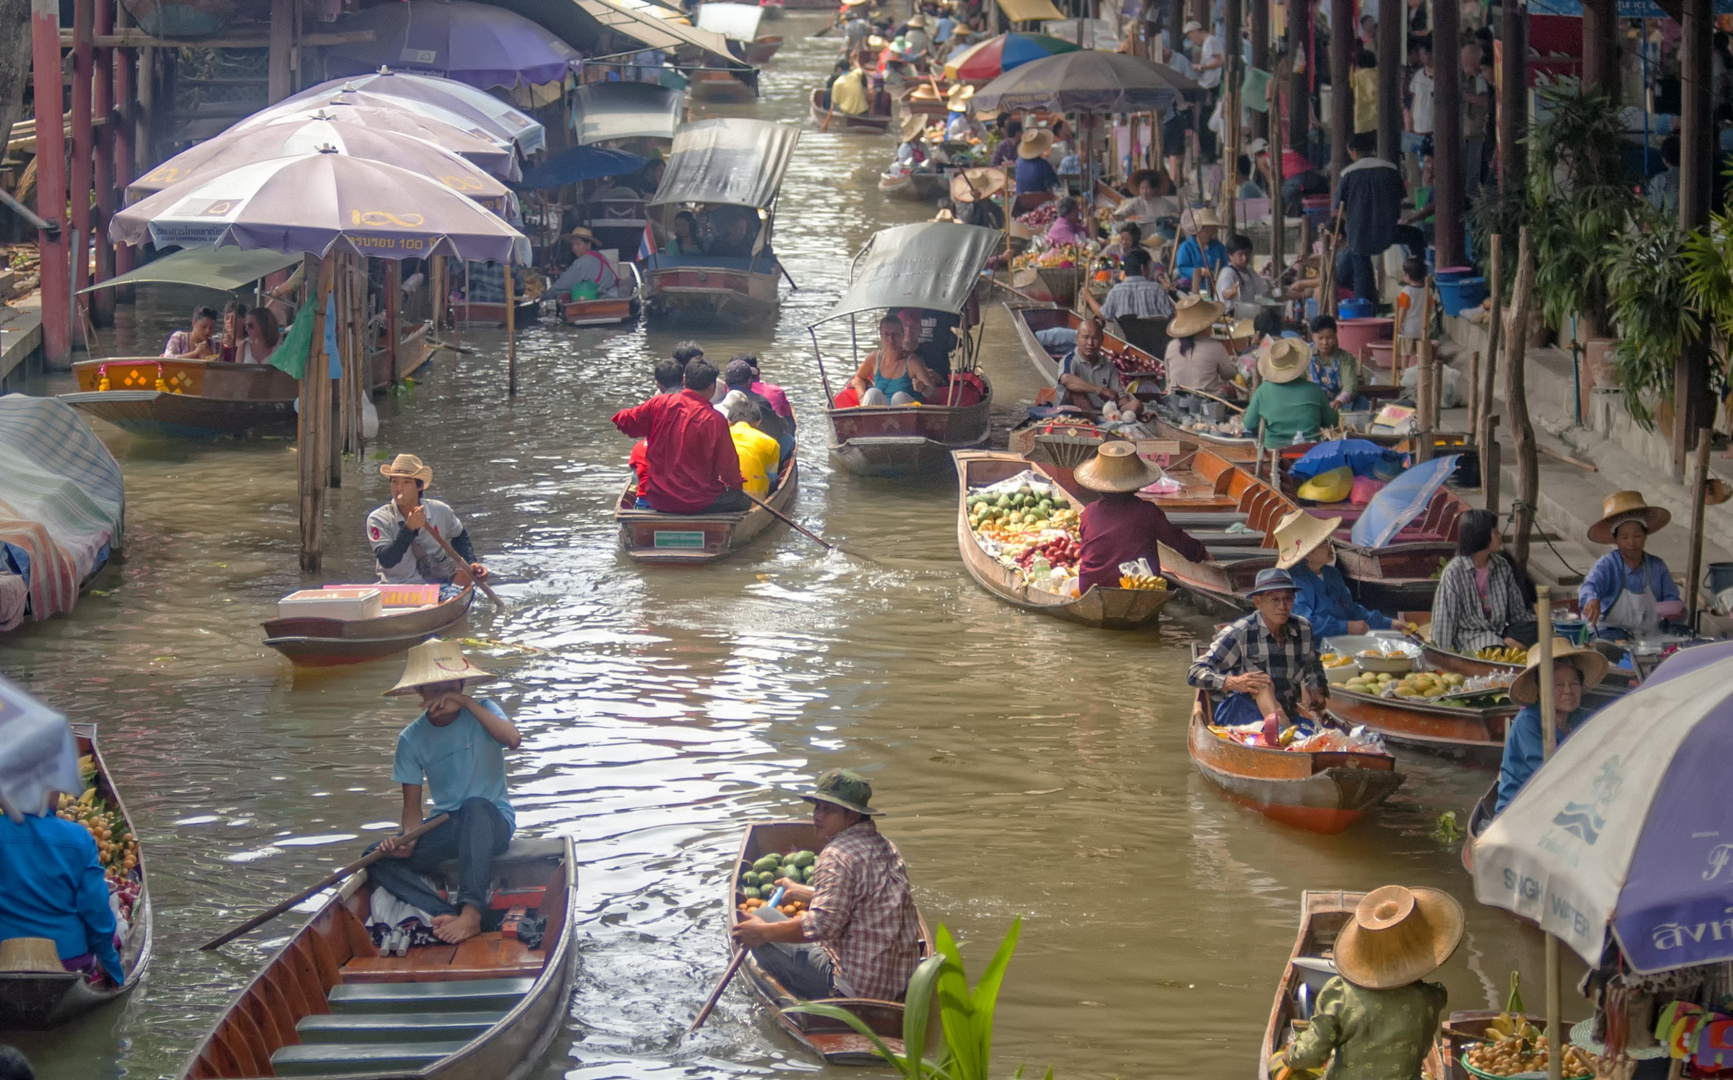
[801,769,883,817]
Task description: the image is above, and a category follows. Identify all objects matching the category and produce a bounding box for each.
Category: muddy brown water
[2,19,1567,1079]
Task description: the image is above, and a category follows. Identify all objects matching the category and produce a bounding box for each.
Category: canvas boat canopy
[571,82,686,145]
[822,222,1003,320]
[649,119,799,211]
[574,0,750,69]
[695,2,764,41]
[76,246,300,294]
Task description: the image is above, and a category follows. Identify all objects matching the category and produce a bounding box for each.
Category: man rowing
[731,769,923,1002]
[1188,567,1329,731]
[367,454,489,589]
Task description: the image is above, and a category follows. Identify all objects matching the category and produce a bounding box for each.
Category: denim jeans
[1333,226,1427,305]
[366,798,513,915]
[752,942,836,1000]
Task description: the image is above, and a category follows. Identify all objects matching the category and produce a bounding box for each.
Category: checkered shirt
[1187,609,1326,711]
[801,821,922,1002]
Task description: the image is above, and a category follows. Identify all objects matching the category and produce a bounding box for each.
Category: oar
[420,517,508,611]
[1187,387,1246,414]
[201,814,450,950]
[742,491,874,562]
[691,886,785,1033]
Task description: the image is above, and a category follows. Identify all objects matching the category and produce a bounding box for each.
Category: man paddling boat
[730,770,922,1002]
[367,454,489,589]
[1188,567,1328,730]
[369,640,519,945]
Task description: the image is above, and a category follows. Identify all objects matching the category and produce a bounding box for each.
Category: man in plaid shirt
[1188,567,1329,728]
[731,770,922,1002]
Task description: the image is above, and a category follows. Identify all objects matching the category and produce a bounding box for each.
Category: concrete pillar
[1377,0,1400,161]
[1329,0,1352,180]
[1496,0,1525,192]
[1673,0,1711,477]
[31,0,71,369]
[1431,0,1464,267]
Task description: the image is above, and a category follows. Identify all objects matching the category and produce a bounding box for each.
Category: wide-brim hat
[1274,509,1341,570]
[906,13,928,26]
[946,83,975,110]
[1509,637,1609,706]
[1190,207,1223,228]
[1334,886,1465,990]
[565,226,597,244]
[909,82,943,101]
[1229,317,1257,341]
[1018,128,1055,159]
[1074,441,1163,493]
[1258,337,1311,383]
[1247,566,1297,597]
[384,638,495,697]
[1168,294,1225,338]
[800,768,884,816]
[898,113,931,142]
[1126,168,1165,191]
[379,453,433,485]
[0,937,65,974]
[950,165,1005,203]
[1587,489,1671,545]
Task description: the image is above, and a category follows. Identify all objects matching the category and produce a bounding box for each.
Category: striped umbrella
[943,33,1078,82]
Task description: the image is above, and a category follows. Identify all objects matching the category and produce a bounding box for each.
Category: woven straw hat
[1168,294,1225,339]
[946,83,975,111]
[1587,490,1671,545]
[1074,441,1163,493]
[1510,637,1609,706]
[379,453,433,485]
[1018,128,1055,159]
[1191,207,1223,228]
[1334,885,1465,989]
[899,113,930,142]
[906,13,928,26]
[950,166,1006,203]
[909,82,943,101]
[564,226,597,245]
[384,638,495,697]
[1258,337,1311,383]
[1273,509,1341,570]
[0,937,64,973]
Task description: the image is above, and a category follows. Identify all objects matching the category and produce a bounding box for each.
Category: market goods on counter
[1463,1023,1594,1080]
[1340,671,1397,694]
[1393,670,1466,698]
[1476,645,1528,664]
[1320,652,1357,669]
[1009,243,1087,272]
[1101,344,1161,376]
[739,848,818,900]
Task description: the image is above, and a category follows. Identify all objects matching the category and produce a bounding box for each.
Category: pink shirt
[1045,216,1085,247]
[751,380,793,420]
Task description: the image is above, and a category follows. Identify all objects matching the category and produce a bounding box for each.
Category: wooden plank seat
[295,1009,509,1043]
[340,933,545,983]
[271,1039,472,1077]
[326,977,534,1013]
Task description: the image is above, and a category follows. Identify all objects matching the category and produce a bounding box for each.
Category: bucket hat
[801,768,884,816]
[1246,567,1298,597]
[1258,337,1311,383]
[379,453,433,486]
[1587,490,1671,545]
[565,226,597,245]
[1273,509,1342,570]
[384,638,495,697]
[1509,637,1609,707]
[1074,441,1163,493]
[1167,294,1224,339]
[1334,885,1465,989]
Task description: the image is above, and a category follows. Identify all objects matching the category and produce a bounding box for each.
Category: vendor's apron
[1603,573,1662,637]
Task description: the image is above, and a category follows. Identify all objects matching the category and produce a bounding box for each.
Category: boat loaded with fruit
[1320,632,1520,763]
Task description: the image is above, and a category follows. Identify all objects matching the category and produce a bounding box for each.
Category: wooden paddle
[742,491,873,562]
[201,814,450,950]
[1187,387,1246,414]
[418,515,508,611]
[690,886,785,1033]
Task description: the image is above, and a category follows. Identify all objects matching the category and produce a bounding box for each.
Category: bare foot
[432,906,482,944]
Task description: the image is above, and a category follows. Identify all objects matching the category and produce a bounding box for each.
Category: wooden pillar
[1580,0,1618,105]
[505,259,517,395]
[112,0,134,290]
[1287,0,1309,151]
[70,0,93,302]
[1269,71,1284,273]
[1505,227,1536,572]
[91,0,114,325]
[135,45,153,173]
[32,0,72,369]
[1249,0,1267,140]
[1167,0,1186,57]
[1673,0,1712,478]
[384,258,402,385]
[1431,0,1464,267]
[1497,0,1526,193]
[1377,0,1401,162]
[299,255,333,573]
[1222,0,1241,233]
[1328,0,1351,181]
[328,255,345,490]
[268,0,293,103]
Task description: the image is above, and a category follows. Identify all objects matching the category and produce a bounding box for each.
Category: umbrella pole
[506,257,517,396]
[1536,604,1561,1080]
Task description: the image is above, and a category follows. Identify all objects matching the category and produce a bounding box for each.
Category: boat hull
[743,36,783,64]
[561,295,640,327]
[829,383,992,477]
[1325,685,1513,762]
[877,172,950,203]
[451,298,540,329]
[261,586,475,667]
[644,266,781,326]
[809,89,893,133]
[1259,891,1365,1080]
[690,70,756,102]
[1004,302,1165,390]
[615,460,798,563]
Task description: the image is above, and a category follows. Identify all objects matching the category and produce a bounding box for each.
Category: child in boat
[370,639,520,946]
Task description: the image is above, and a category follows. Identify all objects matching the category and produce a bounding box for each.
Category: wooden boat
[450,297,540,330]
[954,450,1174,630]
[1423,644,1637,709]
[1148,414,1260,464]
[1461,778,1499,875]
[731,821,933,1066]
[1259,890,1364,1080]
[1004,301,1166,393]
[1190,691,1403,833]
[1140,446,1295,613]
[743,35,783,64]
[0,725,153,1030]
[643,260,782,325]
[558,270,643,327]
[689,69,757,103]
[176,836,576,1080]
[876,171,951,203]
[829,376,992,476]
[262,585,476,668]
[615,459,797,564]
[1324,684,1515,762]
[809,89,893,134]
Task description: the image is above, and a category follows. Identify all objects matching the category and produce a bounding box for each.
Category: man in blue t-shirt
[369,639,520,944]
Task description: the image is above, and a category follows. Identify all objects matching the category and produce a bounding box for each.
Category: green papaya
[791,850,816,868]
[752,853,781,873]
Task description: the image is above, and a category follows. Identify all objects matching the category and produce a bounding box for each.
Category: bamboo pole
[1537,598,1560,1080]
[1505,228,1538,573]
[1468,350,1481,438]
[1480,233,1503,450]
[384,258,401,386]
[1687,427,1713,631]
[505,258,517,396]
[329,253,347,489]
[299,255,333,572]
[1268,65,1283,291]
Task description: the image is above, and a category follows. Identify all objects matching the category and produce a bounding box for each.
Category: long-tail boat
[808,89,894,133]
[1324,684,1515,763]
[615,459,798,564]
[261,585,475,668]
[1189,691,1402,833]
[176,837,575,1079]
[1003,301,1166,395]
[1136,446,1294,613]
[1258,891,1365,1080]
[730,821,933,1066]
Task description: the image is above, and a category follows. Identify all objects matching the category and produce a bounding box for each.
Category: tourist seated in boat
[664,211,702,257]
[1057,317,1139,419]
[217,300,247,362]
[0,783,126,988]
[1242,339,1337,447]
[830,64,871,116]
[895,306,962,381]
[846,315,940,406]
[233,306,280,365]
[1305,315,1363,409]
[1164,296,1239,399]
[370,640,520,946]
[1578,491,1686,643]
[1174,209,1227,291]
[1188,567,1328,729]
[629,359,688,504]
[949,167,1006,230]
[1074,442,1208,593]
[1111,169,1181,232]
[1271,885,1461,1080]
[1430,509,1538,655]
[719,392,781,499]
[728,353,795,426]
[721,359,794,462]
[549,227,621,300]
[368,454,490,590]
[1043,197,1088,248]
[613,358,749,514]
[1495,639,1607,813]
[730,769,922,1002]
[162,305,220,359]
[1275,510,1418,638]
[673,340,706,378]
[704,208,762,259]
[1014,129,1059,199]
[1100,249,1176,333]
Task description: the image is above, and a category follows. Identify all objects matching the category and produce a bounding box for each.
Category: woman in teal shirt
[1242,338,1338,447]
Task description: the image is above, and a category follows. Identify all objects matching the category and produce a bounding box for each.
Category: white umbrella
[262,69,544,153]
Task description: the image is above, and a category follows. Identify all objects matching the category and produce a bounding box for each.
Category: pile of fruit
[967,483,1085,593]
[739,895,808,918]
[1015,202,1057,229]
[739,849,816,900]
[1463,1015,1594,1079]
[1015,534,1081,575]
[1338,668,1471,698]
[1101,343,1162,376]
[1476,646,1528,664]
[1118,571,1167,591]
[1320,651,1357,669]
[56,758,142,921]
[1010,243,1089,272]
[969,486,1069,530]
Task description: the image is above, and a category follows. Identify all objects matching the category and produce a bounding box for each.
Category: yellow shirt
[730,422,782,498]
[831,69,868,116]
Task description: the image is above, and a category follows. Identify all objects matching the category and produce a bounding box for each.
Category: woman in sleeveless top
[849,314,938,406]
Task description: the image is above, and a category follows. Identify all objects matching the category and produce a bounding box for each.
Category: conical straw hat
[1274,509,1342,570]
[1073,441,1164,493]
[1333,885,1465,989]
[0,937,65,973]
[1258,337,1311,383]
[1167,294,1224,339]
[1509,637,1609,706]
[384,638,495,697]
[950,166,1005,203]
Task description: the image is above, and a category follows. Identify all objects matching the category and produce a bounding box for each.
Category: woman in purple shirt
[1072,443,1208,593]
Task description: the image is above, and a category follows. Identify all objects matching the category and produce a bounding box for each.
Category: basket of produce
[1460,1019,1594,1080]
[737,847,816,901]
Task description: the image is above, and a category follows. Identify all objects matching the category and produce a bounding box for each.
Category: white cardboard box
[278,588,383,621]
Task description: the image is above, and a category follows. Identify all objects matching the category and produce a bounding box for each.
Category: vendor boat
[615,459,798,564]
[876,171,952,203]
[261,584,476,667]
[688,69,758,103]
[1138,446,1296,613]
[451,296,541,330]
[1258,890,1366,1080]
[558,265,643,327]
[643,119,798,326]
[1423,644,1636,710]
[175,836,575,1080]
[1461,779,1499,874]
[730,821,933,1066]
[808,89,894,134]
[954,450,1174,630]
[816,222,1002,477]
[1324,684,1516,763]
[0,725,152,1030]
[1189,690,1403,833]
[1004,301,1166,393]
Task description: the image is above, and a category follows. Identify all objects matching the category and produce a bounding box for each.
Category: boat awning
[822,222,1003,320]
[571,82,685,144]
[76,246,300,294]
[573,0,750,69]
[649,118,799,210]
[996,0,1066,23]
[695,2,763,41]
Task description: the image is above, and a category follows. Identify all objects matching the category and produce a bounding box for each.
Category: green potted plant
[1604,213,1701,430]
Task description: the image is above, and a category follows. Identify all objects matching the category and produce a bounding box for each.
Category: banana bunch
[1484,1013,1539,1041]
[1476,646,1528,664]
[1118,573,1168,591]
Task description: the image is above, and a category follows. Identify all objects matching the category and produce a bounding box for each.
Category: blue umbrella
[1289,439,1403,482]
[518,146,646,190]
[1348,455,1460,548]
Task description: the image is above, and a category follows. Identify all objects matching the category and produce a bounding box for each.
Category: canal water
[2,17,1562,1080]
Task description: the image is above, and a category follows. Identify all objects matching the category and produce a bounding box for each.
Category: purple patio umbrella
[269,68,546,153]
[321,2,580,98]
[110,150,530,265]
[229,104,520,180]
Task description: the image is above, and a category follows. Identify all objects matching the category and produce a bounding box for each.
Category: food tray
[1461,1056,1590,1080]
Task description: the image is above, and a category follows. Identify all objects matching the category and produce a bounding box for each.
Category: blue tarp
[1528,0,1733,15]
[1349,455,1460,549]
[519,146,646,190]
[1289,439,1404,482]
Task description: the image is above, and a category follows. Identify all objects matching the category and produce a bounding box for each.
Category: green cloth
[266,295,318,379]
[1284,976,1448,1080]
[1318,347,1360,400]
[1243,379,1339,448]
